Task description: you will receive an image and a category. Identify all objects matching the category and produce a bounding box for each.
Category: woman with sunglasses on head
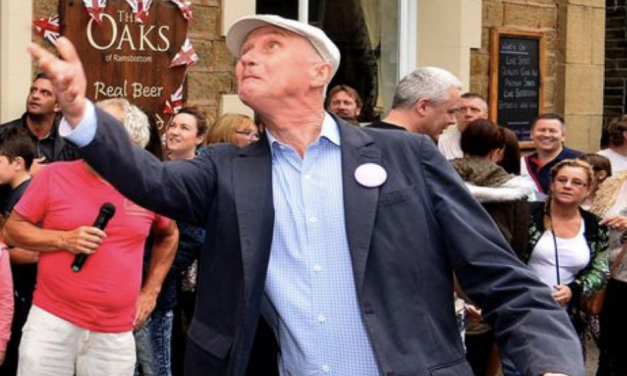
[501,159,610,376]
[204,113,259,147]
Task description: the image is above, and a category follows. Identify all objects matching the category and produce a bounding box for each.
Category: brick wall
[471,0,559,112]
[604,0,627,123]
[471,0,606,152]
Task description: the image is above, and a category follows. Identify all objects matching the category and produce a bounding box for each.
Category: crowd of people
[0,12,625,376]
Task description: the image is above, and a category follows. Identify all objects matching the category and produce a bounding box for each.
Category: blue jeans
[135,310,174,376]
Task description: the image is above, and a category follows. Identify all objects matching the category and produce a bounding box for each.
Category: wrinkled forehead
[32,77,54,90]
[332,90,356,102]
[241,25,320,58]
[461,97,487,109]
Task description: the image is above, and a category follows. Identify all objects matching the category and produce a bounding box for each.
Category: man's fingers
[56,37,81,64]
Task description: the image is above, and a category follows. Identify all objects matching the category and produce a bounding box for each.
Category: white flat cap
[226,14,341,76]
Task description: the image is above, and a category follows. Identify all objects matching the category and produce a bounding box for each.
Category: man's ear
[311,62,333,89]
[413,98,430,117]
[53,102,61,113]
[597,170,608,182]
[356,107,362,116]
[12,156,25,171]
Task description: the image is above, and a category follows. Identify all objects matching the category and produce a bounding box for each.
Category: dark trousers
[597,278,627,376]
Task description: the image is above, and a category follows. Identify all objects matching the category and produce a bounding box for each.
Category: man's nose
[239,50,258,66]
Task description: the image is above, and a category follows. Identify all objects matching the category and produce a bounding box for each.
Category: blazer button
[363,304,374,315]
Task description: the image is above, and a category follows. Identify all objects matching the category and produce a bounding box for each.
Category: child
[0,241,13,366]
[0,126,35,374]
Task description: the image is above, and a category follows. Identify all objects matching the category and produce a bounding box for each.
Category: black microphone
[72,203,116,272]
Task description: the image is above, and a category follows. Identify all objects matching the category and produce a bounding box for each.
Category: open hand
[27,37,87,127]
[133,290,158,329]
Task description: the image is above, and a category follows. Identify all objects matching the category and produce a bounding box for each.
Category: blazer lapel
[233,137,275,300]
[339,120,381,292]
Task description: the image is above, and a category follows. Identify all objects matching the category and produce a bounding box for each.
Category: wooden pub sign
[60,0,190,132]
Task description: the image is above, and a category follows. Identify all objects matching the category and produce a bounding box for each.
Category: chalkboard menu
[489,29,545,143]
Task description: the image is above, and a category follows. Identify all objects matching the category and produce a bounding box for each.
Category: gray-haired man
[368,67,461,141]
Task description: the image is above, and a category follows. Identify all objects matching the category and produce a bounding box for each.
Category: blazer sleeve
[418,138,585,376]
[78,107,217,226]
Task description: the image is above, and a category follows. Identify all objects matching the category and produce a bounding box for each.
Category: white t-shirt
[527,221,590,288]
[438,126,462,160]
[598,148,627,173]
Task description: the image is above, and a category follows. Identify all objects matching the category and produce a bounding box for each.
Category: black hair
[0,126,36,170]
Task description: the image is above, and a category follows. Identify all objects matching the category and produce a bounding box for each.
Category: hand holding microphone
[69,203,116,272]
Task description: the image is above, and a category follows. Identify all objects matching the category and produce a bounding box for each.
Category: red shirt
[16,161,170,333]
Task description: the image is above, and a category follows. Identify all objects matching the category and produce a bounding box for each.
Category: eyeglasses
[235,130,259,139]
[554,176,588,188]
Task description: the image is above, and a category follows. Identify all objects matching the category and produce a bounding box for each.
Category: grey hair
[97,98,151,149]
[392,67,463,109]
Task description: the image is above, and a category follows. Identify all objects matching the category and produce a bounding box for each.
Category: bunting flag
[163,83,184,114]
[125,0,153,24]
[170,0,193,21]
[82,0,107,24]
[32,15,60,45]
[170,38,199,68]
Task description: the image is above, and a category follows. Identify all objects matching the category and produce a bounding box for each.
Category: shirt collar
[265,112,341,152]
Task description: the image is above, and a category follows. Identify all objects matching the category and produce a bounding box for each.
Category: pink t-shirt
[16,161,170,333]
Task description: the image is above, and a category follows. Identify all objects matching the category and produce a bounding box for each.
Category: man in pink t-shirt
[3,102,178,376]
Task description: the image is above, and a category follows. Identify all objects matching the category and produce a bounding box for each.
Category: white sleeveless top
[527,221,590,288]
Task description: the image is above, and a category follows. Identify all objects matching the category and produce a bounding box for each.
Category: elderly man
[326,84,362,125]
[438,92,488,160]
[31,14,581,376]
[368,67,461,141]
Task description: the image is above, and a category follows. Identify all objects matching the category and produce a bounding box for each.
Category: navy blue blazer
[80,108,583,376]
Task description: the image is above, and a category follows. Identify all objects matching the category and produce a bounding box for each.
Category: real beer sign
[60,0,189,130]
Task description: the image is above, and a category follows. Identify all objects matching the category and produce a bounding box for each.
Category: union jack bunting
[125,0,153,24]
[32,15,60,45]
[163,84,184,114]
[170,0,193,21]
[82,0,107,24]
[170,38,199,68]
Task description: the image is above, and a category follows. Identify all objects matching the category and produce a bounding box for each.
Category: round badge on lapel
[354,163,387,188]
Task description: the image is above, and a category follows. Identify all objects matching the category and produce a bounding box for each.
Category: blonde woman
[204,114,258,147]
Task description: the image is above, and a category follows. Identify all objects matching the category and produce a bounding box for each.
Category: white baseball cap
[226,14,341,76]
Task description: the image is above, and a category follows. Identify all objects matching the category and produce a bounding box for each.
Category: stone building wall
[604,0,627,123]
[471,0,606,152]
[34,0,233,126]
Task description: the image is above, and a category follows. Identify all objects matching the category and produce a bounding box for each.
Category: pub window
[256,0,405,122]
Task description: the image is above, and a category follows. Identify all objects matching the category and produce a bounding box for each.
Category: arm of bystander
[133,220,179,329]
[3,211,105,255]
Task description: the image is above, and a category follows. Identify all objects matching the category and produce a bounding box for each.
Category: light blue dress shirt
[62,106,381,375]
[263,114,380,376]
